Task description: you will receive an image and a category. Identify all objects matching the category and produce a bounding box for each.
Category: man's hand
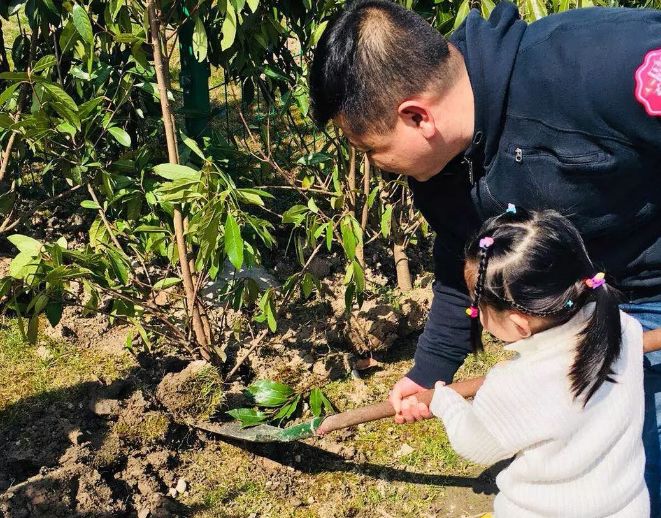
[644,329,661,353]
[389,376,430,424]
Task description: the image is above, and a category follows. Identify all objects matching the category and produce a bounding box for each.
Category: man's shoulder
[519,7,661,54]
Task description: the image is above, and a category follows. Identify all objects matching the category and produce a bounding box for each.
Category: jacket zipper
[515,147,523,163]
[466,158,474,185]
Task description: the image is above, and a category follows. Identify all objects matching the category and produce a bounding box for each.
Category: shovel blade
[193,417,324,443]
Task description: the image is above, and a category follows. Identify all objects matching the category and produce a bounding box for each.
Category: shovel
[192,378,479,443]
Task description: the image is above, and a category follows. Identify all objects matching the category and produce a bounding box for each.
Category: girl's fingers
[418,401,430,418]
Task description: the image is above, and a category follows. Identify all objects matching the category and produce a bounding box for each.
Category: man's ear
[508,312,533,339]
[397,100,436,139]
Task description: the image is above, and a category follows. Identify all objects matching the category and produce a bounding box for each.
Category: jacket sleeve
[407,236,473,388]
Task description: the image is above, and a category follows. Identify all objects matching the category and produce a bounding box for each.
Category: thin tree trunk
[147,0,211,361]
[0,28,38,184]
[347,146,365,266]
[391,191,412,292]
[393,231,413,292]
[360,155,371,231]
[0,20,9,73]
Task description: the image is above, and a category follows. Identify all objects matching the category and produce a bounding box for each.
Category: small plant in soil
[228,379,334,428]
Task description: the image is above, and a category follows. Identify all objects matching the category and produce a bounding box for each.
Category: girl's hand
[389,376,427,424]
[397,394,432,423]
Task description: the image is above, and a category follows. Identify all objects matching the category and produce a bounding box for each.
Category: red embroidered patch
[635,48,661,116]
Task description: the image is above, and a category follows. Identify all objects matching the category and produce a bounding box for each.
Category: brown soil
[0,277,499,517]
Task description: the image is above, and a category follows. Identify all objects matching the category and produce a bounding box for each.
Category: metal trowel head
[192,417,324,443]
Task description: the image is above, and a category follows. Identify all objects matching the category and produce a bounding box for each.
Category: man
[309,0,661,513]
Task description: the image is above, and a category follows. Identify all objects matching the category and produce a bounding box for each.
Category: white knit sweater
[430,307,648,517]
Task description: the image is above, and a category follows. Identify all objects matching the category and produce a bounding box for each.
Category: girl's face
[464,261,535,343]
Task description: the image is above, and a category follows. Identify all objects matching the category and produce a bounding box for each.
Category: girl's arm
[430,383,517,465]
[643,329,661,353]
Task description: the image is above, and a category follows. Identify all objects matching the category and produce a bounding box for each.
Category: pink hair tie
[585,272,606,289]
[465,306,479,318]
[479,236,494,249]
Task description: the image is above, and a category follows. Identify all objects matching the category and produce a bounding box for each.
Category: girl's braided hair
[465,208,622,405]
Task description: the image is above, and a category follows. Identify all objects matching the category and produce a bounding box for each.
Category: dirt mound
[156,360,224,422]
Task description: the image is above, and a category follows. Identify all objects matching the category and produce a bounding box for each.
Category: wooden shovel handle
[316,378,481,435]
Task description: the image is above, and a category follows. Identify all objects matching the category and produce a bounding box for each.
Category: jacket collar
[450,2,526,170]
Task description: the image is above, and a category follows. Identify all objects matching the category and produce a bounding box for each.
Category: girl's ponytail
[569,279,622,405]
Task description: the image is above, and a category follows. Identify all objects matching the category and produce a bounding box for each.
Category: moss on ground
[183,341,507,517]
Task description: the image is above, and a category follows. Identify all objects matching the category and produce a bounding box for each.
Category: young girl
[430,208,648,517]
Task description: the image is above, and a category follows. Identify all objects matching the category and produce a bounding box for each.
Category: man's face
[336,112,457,182]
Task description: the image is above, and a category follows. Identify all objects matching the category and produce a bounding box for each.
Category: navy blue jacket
[407,3,661,387]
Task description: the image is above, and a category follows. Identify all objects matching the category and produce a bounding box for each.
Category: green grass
[0,317,135,427]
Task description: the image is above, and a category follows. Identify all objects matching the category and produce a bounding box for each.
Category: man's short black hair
[309,0,454,135]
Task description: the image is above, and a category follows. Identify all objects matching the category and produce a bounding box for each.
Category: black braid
[472,245,491,310]
[470,244,491,351]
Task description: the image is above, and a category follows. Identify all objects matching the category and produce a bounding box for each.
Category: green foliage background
[0,0,657,364]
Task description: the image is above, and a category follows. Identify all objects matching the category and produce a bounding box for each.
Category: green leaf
[273,394,300,422]
[9,251,38,279]
[27,315,39,344]
[282,204,308,225]
[325,222,333,251]
[181,133,205,160]
[110,0,123,21]
[454,0,470,30]
[80,200,101,210]
[307,198,319,214]
[107,249,129,285]
[309,388,323,417]
[43,83,78,112]
[33,54,57,73]
[45,302,63,327]
[108,126,131,147]
[247,380,294,407]
[311,20,328,47]
[0,83,20,107]
[8,234,43,255]
[72,3,94,44]
[78,96,104,118]
[0,71,44,82]
[263,66,289,83]
[227,408,268,427]
[380,205,393,238]
[265,297,277,332]
[26,291,48,314]
[246,0,259,13]
[192,15,208,62]
[352,260,365,292]
[224,213,244,270]
[153,277,181,290]
[340,218,356,260]
[344,283,355,311]
[525,0,548,21]
[481,0,496,18]
[220,2,237,51]
[153,163,200,181]
[236,189,264,206]
[50,101,81,130]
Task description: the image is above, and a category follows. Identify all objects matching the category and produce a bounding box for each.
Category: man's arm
[644,329,661,353]
[389,278,474,423]
[408,280,473,386]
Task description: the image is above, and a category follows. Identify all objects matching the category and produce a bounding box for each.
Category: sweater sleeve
[430,386,517,465]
